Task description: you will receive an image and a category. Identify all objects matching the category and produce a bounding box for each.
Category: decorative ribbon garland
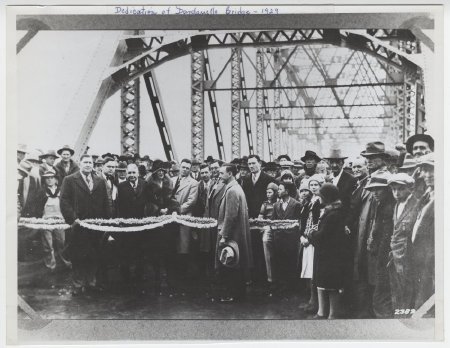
[19,215,299,232]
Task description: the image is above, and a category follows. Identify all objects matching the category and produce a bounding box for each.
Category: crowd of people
[17,133,435,319]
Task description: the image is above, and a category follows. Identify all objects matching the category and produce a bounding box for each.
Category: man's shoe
[312,314,327,320]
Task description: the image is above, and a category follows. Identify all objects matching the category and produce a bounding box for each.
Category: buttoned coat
[171,175,199,253]
[200,179,226,253]
[55,159,79,183]
[59,171,110,262]
[216,179,253,276]
[242,171,275,218]
[410,192,434,309]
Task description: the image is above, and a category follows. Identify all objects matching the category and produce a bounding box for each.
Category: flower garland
[249,218,299,230]
[19,215,298,232]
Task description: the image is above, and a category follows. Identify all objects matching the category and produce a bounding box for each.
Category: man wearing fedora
[297,150,322,187]
[323,148,357,217]
[215,163,253,302]
[236,159,250,186]
[25,150,44,187]
[17,144,28,164]
[405,134,434,159]
[351,141,391,318]
[55,145,79,183]
[39,150,58,178]
[59,154,111,296]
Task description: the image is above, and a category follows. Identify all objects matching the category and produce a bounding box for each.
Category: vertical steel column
[256,50,265,158]
[120,61,140,155]
[191,50,205,161]
[416,76,426,133]
[231,48,242,159]
[404,73,417,139]
[204,50,226,160]
[239,52,255,155]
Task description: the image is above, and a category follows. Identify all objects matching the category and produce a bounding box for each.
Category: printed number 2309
[394,309,416,315]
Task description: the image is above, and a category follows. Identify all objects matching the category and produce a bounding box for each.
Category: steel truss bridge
[17,15,432,161]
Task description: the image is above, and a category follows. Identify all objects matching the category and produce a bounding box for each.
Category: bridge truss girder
[69,28,425,157]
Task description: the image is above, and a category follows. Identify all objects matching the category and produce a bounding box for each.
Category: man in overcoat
[59,154,111,296]
[387,173,419,312]
[171,159,199,274]
[215,163,253,302]
[410,153,435,313]
[116,163,149,284]
[242,154,274,281]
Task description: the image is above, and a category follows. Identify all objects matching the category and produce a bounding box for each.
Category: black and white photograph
[4,1,446,343]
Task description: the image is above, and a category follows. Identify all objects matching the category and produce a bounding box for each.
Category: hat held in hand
[219,239,239,268]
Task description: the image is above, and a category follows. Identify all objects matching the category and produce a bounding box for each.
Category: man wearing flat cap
[386,173,418,313]
[405,134,434,159]
[55,145,79,183]
[410,153,435,313]
[363,171,396,318]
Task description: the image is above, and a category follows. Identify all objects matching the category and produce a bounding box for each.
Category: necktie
[86,174,93,191]
[172,177,181,197]
[253,174,257,185]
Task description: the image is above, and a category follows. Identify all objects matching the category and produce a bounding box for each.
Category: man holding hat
[55,145,79,183]
[386,173,418,312]
[410,153,435,312]
[215,163,253,302]
[405,134,434,159]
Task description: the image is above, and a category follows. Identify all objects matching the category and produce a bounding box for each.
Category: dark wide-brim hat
[277,154,292,162]
[219,240,239,268]
[360,141,389,158]
[57,145,75,156]
[263,161,280,171]
[151,159,167,172]
[405,134,434,155]
[301,150,321,162]
[116,161,128,171]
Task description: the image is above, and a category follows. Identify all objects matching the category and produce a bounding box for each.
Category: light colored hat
[308,174,325,186]
[41,170,57,178]
[399,153,419,169]
[416,152,434,167]
[267,182,279,192]
[219,240,239,268]
[17,144,28,154]
[388,173,415,186]
[25,150,42,163]
[365,171,391,189]
[293,160,303,168]
[280,160,294,167]
[299,180,312,192]
[18,160,33,175]
[39,150,58,159]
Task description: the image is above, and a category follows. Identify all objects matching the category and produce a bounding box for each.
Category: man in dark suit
[242,154,275,282]
[323,148,357,217]
[271,182,302,290]
[60,154,111,296]
[116,163,149,285]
